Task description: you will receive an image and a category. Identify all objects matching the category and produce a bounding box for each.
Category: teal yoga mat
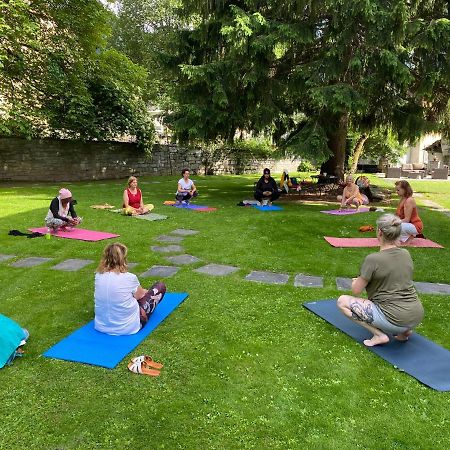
[44,292,188,369]
[304,299,450,391]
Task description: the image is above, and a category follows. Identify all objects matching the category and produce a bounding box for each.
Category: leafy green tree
[168,1,450,179]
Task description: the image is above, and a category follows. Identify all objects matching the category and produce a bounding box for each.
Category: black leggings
[254,191,280,202]
[137,281,167,326]
[176,191,198,202]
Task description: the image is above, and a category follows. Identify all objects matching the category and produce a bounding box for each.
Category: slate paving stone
[134,213,168,221]
[51,259,94,272]
[141,265,180,278]
[414,281,450,295]
[194,264,239,276]
[336,277,352,290]
[155,235,185,243]
[294,274,324,288]
[245,271,289,285]
[0,254,16,263]
[127,262,138,269]
[170,229,199,236]
[10,257,53,268]
[151,245,184,254]
[165,254,201,265]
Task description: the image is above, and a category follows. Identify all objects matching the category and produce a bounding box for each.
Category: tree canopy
[165,0,450,178]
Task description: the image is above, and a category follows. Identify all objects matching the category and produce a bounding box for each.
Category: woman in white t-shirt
[176,168,198,204]
[94,243,166,335]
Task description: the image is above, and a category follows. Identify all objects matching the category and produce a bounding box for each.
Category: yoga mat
[304,299,450,391]
[320,208,370,215]
[165,203,217,212]
[252,205,283,211]
[29,227,119,242]
[324,236,444,248]
[43,292,188,369]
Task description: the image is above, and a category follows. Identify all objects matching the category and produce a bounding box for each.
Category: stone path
[0,254,16,262]
[245,271,289,285]
[414,281,450,295]
[422,199,450,218]
[51,259,94,272]
[194,264,239,276]
[294,274,324,288]
[166,254,201,265]
[156,235,185,243]
[171,229,199,236]
[151,245,184,254]
[10,257,53,268]
[336,277,352,291]
[141,265,180,278]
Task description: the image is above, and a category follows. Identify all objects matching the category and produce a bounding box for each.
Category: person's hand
[263,191,272,196]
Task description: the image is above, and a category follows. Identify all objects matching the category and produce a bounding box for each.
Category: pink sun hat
[59,188,72,199]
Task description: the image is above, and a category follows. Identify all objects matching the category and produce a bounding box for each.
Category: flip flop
[127,360,160,377]
[131,355,163,370]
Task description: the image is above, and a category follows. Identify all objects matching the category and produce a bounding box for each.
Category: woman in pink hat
[45,188,81,231]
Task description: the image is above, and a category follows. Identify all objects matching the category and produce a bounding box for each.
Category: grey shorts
[371,304,410,335]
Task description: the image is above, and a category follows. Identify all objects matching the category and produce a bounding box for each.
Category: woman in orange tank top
[395,180,423,242]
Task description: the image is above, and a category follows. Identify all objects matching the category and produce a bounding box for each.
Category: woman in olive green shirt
[337,214,424,347]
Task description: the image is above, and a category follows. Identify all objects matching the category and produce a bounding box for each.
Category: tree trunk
[321,113,349,181]
[349,134,368,174]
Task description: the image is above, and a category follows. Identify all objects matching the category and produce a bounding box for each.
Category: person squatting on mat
[176,168,198,204]
[123,176,154,215]
[337,214,424,347]
[395,180,424,243]
[254,168,280,205]
[337,175,369,210]
[45,188,81,231]
[0,314,29,369]
[94,243,166,335]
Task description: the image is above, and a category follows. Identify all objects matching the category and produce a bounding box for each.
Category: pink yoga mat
[29,227,120,242]
[320,208,370,215]
[324,236,444,248]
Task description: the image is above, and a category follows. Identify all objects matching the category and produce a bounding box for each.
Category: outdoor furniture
[408,172,423,179]
[431,168,449,180]
[386,167,401,178]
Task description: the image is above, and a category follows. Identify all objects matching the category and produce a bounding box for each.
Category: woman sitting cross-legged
[45,188,81,231]
[254,168,280,205]
[337,175,369,210]
[176,168,198,204]
[123,176,153,215]
[94,243,166,335]
[395,180,423,243]
[337,214,424,347]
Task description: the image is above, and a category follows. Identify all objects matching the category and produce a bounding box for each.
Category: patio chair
[431,168,449,180]
[386,167,401,178]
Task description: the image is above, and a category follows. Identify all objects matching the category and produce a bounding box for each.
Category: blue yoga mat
[174,204,209,210]
[252,205,283,211]
[44,292,188,369]
[304,299,450,391]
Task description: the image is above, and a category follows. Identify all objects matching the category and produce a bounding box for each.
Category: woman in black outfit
[254,168,280,205]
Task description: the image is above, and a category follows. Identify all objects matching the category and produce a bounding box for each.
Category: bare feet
[395,329,412,342]
[363,334,390,347]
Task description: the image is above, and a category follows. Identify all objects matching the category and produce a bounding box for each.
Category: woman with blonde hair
[123,176,153,215]
[94,243,166,335]
[338,175,369,210]
[395,180,423,242]
[337,214,424,347]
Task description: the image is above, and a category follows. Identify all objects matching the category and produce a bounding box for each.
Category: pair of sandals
[127,355,163,377]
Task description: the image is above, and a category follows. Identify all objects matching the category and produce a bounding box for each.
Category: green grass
[0,175,449,449]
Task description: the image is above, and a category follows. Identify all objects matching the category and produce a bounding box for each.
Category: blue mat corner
[252,205,283,211]
[303,299,450,391]
[44,292,188,369]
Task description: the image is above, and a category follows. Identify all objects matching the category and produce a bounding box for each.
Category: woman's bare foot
[363,333,390,347]
[395,330,412,342]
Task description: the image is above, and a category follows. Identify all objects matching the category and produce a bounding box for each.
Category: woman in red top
[395,180,423,243]
[123,176,153,215]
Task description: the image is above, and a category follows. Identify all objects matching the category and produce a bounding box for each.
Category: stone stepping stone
[141,265,180,278]
[294,274,324,288]
[151,245,184,254]
[0,254,16,263]
[10,257,53,268]
[52,259,94,272]
[127,262,138,269]
[194,264,239,276]
[245,271,289,285]
[414,281,450,295]
[170,229,199,236]
[155,235,185,243]
[336,277,352,290]
[165,254,201,265]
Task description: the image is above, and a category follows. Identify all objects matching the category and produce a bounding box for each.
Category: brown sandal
[127,360,160,377]
[131,355,163,370]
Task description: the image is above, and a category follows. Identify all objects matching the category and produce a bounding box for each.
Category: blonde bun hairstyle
[376,213,402,243]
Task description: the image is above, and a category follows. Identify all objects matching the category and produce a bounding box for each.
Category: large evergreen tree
[168,0,450,178]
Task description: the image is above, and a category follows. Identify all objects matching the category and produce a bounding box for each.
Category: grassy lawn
[0,175,449,449]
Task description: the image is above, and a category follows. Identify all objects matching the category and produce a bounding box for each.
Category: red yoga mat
[324,236,444,248]
[29,227,120,242]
